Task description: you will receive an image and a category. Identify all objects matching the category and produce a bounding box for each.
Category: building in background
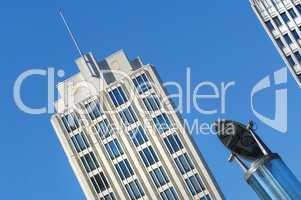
[51,50,224,200]
[251,0,301,86]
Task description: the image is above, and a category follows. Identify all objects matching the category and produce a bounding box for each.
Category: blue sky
[1,0,301,199]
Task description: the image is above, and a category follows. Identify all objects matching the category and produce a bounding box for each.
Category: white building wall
[51,50,224,200]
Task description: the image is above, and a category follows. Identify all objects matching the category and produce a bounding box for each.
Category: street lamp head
[214,120,265,161]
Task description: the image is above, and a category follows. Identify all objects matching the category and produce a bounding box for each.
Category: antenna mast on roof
[58,9,86,59]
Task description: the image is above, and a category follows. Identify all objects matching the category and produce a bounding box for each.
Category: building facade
[51,50,224,200]
[251,0,301,86]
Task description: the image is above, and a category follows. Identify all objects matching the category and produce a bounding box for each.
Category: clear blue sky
[1,0,301,199]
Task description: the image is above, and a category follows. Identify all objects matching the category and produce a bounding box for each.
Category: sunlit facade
[251,0,301,86]
[51,50,224,200]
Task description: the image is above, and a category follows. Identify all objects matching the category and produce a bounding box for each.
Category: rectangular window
[129,126,148,147]
[281,12,289,23]
[115,159,134,180]
[61,112,80,132]
[288,8,298,19]
[150,167,170,188]
[160,187,179,200]
[91,172,110,193]
[105,139,124,159]
[287,55,296,66]
[153,113,173,133]
[273,16,282,27]
[265,20,274,32]
[119,106,138,126]
[284,34,293,45]
[275,38,285,49]
[101,193,116,200]
[125,180,145,200]
[297,4,301,14]
[185,174,205,196]
[164,134,183,154]
[132,73,152,94]
[139,146,159,167]
[71,132,90,152]
[200,195,212,200]
[292,30,300,41]
[174,153,195,174]
[95,119,112,139]
[294,52,301,64]
[85,100,102,120]
[81,152,99,173]
[143,94,161,111]
[109,86,128,107]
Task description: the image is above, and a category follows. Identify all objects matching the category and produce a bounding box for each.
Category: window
[85,100,102,120]
[273,16,282,27]
[143,94,161,111]
[297,4,301,14]
[160,187,179,200]
[164,134,183,154]
[281,12,289,23]
[275,38,285,49]
[71,132,90,152]
[200,195,212,200]
[132,73,152,94]
[284,34,293,45]
[61,112,80,132]
[129,126,148,147]
[105,139,124,159]
[288,8,298,19]
[298,74,301,81]
[185,174,205,196]
[139,146,159,167]
[294,52,301,64]
[292,30,300,41]
[265,20,274,32]
[101,193,116,200]
[81,152,99,173]
[125,180,145,200]
[95,119,112,139]
[115,159,134,180]
[153,113,173,133]
[150,167,170,188]
[91,172,110,193]
[287,55,296,66]
[119,106,138,126]
[109,86,128,107]
[174,153,195,174]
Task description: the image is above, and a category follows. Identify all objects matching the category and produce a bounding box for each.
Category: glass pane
[91,172,109,193]
[96,119,112,139]
[105,139,124,159]
[133,73,152,94]
[164,134,183,154]
[139,146,159,167]
[71,132,90,152]
[174,153,194,174]
[150,167,169,187]
[129,126,148,146]
[81,152,99,173]
[153,113,172,133]
[115,159,134,180]
[119,106,138,126]
[125,180,145,199]
[109,87,128,107]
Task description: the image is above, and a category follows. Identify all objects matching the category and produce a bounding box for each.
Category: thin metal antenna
[58,9,85,59]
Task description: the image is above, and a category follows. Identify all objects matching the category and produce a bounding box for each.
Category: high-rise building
[51,50,224,200]
[250,0,301,86]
